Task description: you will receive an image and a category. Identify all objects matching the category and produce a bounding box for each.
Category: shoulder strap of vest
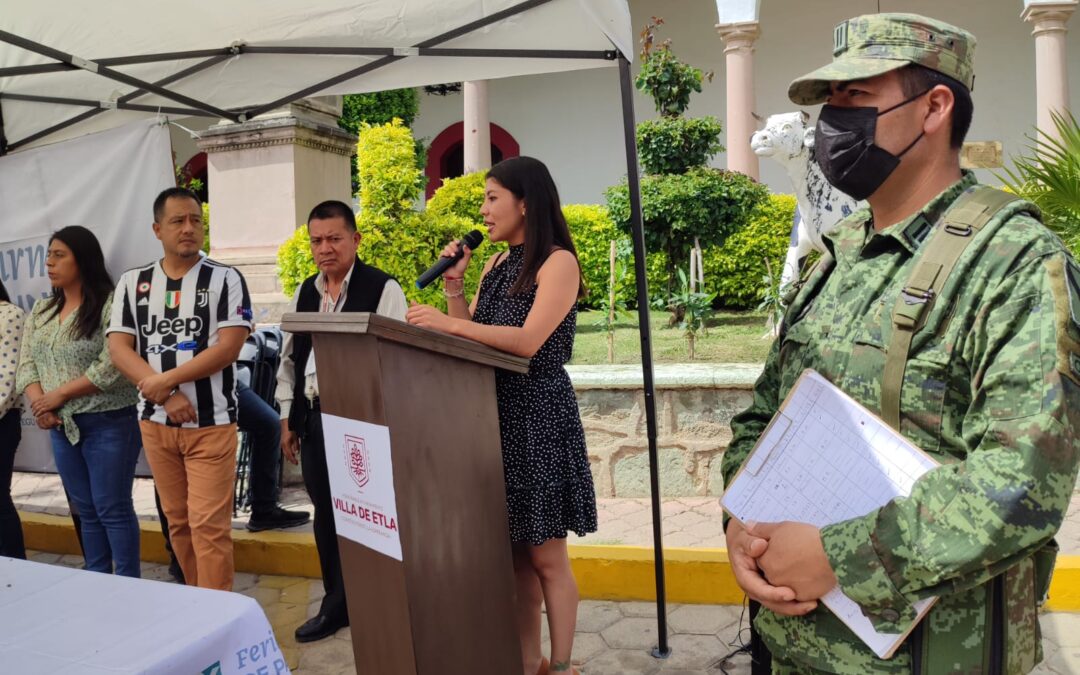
[881,186,1020,430]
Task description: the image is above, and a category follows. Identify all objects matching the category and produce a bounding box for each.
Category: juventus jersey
[107,257,252,427]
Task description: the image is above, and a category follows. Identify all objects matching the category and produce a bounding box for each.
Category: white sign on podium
[321,413,402,561]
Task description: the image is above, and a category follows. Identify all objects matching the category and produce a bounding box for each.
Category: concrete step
[210,254,277,267]
[236,263,279,276]
[244,271,283,295]
[251,293,292,324]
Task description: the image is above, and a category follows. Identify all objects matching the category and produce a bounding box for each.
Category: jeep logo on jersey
[140,314,204,338]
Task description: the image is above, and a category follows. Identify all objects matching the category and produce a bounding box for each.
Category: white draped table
[0,557,290,674]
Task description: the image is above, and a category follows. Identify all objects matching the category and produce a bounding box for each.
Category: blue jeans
[51,406,141,577]
[237,383,282,513]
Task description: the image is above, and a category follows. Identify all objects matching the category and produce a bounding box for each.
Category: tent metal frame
[0,0,672,658]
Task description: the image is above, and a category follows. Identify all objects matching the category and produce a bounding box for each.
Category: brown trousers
[140,421,236,591]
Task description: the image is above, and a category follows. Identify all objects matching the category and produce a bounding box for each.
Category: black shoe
[246,506,311,532]
[295,613,348,643]
[167,557,186,585]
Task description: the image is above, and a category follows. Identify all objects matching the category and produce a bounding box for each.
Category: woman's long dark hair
[41,226,114,340]
[486,156,585,298]
[0,280,9,304]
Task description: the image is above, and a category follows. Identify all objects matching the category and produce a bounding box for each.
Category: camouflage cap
[788,13,975,105]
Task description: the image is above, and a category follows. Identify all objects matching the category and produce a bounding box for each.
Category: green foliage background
[426,172,486,226]
[997,111,1080,257]
[277,120,792,314]
[278,122,491,307]
[704,194,796,307]
[606,17,765,301]
[636,117,723,175]
[338,89,424,194]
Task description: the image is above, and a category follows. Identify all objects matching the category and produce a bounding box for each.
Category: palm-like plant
[997,111,1080,256]
[655,267,715,360]
[757,258,786,338]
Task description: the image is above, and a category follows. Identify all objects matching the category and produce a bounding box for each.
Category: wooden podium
[279,312,528,675]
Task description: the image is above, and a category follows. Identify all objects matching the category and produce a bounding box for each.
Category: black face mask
[814,90,929,200]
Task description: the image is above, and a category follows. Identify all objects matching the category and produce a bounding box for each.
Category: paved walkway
[14,473,1080,554]
[20,550,1080,674]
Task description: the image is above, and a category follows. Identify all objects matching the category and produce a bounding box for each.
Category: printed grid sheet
[721,370,939,658]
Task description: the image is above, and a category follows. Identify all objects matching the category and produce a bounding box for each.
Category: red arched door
[425,123,520,200]
[179,151,208,202]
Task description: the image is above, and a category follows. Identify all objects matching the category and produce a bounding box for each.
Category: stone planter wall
[569,364,763,498]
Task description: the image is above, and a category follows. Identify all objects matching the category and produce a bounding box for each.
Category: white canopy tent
[0,0,630,151]
[1,0,674,658]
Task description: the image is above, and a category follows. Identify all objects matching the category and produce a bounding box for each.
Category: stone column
[463,80,492,173]
[1021,1,1078,139]
[196,97,356,321]
[716,22,761,180]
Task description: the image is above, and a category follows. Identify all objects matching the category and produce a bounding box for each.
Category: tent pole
[0,48,233,78]
[0,30,241,122]
[4,108,102,153]
[3,53,231,153]
[245,0,559,118]
[617,54,670,660]
[0,100,7,156]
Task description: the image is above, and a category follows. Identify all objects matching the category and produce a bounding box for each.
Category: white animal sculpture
[750,111,864,291]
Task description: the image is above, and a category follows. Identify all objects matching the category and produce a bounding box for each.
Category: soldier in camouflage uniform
[722,13,1080,675]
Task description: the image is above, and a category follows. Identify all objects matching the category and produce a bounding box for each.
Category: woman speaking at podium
[407,156,597,675]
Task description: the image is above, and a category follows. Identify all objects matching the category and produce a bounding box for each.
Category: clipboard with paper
[720,368,941,659]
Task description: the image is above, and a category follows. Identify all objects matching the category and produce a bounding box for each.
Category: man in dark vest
[275,200,407,642]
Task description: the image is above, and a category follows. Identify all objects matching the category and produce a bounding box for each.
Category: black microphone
[415,230,484,289]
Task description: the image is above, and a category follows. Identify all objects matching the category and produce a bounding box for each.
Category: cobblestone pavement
[12,474,314,533]
[15,473,1080,554]
[14,476,1080,673]
[22,551,1080,674]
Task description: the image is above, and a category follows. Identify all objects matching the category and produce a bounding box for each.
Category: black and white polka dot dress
[472,244,598,546]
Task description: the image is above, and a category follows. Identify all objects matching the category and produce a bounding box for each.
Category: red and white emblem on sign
[345,434,370,489]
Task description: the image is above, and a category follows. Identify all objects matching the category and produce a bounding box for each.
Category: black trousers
[300,401,347,622]
[0,410,25,559]
[750,601,773,674]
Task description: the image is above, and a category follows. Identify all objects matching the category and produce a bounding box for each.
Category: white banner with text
[0,120,174,471]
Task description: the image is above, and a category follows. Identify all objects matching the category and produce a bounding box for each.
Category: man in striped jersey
[107,187,252,591]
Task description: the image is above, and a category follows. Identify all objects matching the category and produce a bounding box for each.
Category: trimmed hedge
[567,194,797,311]
[427,171,486,227]
[705,193,797,309]
[356,118,425,219]
[278,122,495,307]
[636,116,724,175]
[606,167,768,294]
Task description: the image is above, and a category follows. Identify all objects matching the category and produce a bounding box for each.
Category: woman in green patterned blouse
[16,226,142,577]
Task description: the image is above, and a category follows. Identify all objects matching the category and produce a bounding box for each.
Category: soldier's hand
[752,521,837,602]
[727,520,817,616]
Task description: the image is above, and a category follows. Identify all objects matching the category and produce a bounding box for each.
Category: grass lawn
[571,309,773,365]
